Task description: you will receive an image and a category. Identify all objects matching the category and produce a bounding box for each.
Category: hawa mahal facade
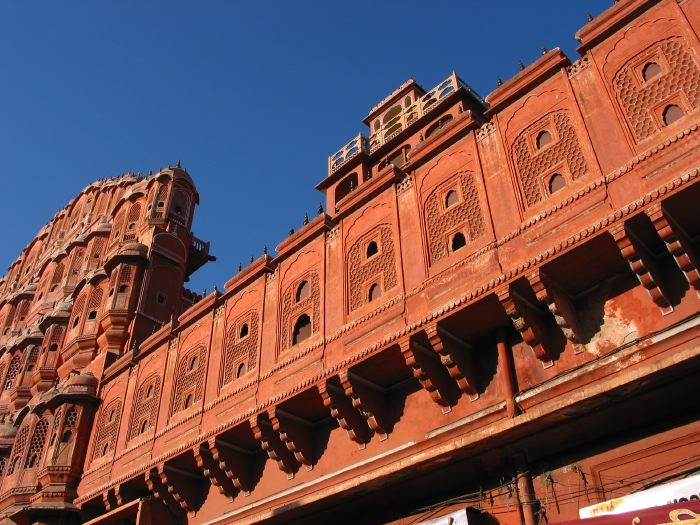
[0,0,699,523]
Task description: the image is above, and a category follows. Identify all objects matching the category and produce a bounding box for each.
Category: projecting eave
[576,0,661,53]
[485,48,570,116]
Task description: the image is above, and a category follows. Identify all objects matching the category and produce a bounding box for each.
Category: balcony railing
[328,134,370,175]
[328,73,469,176]
[190,236,209,255]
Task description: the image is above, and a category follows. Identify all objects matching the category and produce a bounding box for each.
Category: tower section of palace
[1,0,700,523]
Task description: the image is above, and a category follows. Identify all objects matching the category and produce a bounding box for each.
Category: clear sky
[0,1,611,292]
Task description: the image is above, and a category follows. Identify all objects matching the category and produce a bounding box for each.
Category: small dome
[67,372,98,389]
[118,242,148,257]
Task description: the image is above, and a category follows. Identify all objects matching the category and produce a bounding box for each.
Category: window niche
[451,232,467,252]
[335,173,358,204]
[295,281,309,303]
[548,173,567,195]
[642,61,662,82]
[444,189,459,209]
[536,130,553,149]
[292,314,312,346]
[663,104,684,126]
[366,240,379,259]
[368,283,381,302]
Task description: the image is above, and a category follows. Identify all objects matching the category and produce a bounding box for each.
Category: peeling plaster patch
[584,297,638,356]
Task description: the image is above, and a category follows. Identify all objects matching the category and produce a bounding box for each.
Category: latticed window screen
[128,375,160,440]
[111,212,125,245]
[67,249,84,283]
[25,418,48,468]
[49,325,65,349]
[119,266,132,283]
[92,400,121,460]
[65,406,79,428]
[222,312,259,386]
[26,346,39,371]
[8,423,30,474]
[68,293,86,333]
[123,203,141,240]
[50,262,64,288]
[86,288,104,318]
[88,238,105,269]
[170,346,207,416]
[4,355,22,390]
[151,185,168,218]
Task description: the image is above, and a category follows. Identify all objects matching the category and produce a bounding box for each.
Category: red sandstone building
[0,1,699,523]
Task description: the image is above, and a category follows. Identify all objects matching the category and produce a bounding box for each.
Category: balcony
[328,134,370,175]
[327,73,472,176]
[186,235,215,277]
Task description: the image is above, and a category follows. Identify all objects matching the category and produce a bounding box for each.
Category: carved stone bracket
[208,437,255,494]
[424,324,479,400]
[101,489,117,512]
[249,413,297,476]
[497,287,553,368]
[267,407,315,470]
[144,468,184,518]
[399,335,459,410]
[646,204,700,297]
[338,369,389,441]
[527,269,583,350]
[396,175,415,195]
[156,464,205,516]
[476,121,496,142]
[611,223,673,314]
[193,443,237,500]
[318,377,371,446]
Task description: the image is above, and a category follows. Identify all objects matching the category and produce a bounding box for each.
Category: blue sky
[0,1,610,292]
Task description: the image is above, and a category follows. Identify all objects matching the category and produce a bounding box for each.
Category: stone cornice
[485,49,570,116]
[576,0,662,53]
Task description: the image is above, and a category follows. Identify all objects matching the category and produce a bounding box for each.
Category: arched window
[184,393,193,409]
[87,310,97,320]
[335,173,358,203]
[548,173,567,194]
[146,384,154,398]
[373,119,380,132]
[642,61,662,81]
[101,443,110,456]
[451,232,467,252]
[108,409,116,423]
[404,96,411,108]
[72,316,80,328]
[663,104,684,126]
[140,420,148,434]
[368,283,381,302]
[425,115,453,139]
[236,362,246,378]
[295,281,309,303]
[366,241,379,258]
[118,284,128,293]
[239,323,249,339]
[292,314,312,345]
[445,190,459,208]
[188,355,198,371]
[536,130,553,149]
